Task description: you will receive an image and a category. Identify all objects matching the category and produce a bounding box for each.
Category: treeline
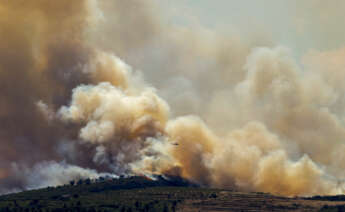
[305,195,345,201]
[68,176,113,187]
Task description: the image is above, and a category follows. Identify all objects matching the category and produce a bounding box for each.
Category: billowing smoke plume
[1,0,345,197]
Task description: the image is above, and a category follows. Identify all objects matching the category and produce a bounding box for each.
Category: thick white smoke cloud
[12,161,116,190]
[48,47,345,196]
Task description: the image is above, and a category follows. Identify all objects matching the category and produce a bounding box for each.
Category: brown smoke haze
[1,0,345,197]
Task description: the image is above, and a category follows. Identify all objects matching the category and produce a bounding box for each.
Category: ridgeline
[1,176,345,212]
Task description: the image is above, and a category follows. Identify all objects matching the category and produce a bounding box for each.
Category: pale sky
[157,0,345,56]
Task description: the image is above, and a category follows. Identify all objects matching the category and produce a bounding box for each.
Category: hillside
[1,176,345,212]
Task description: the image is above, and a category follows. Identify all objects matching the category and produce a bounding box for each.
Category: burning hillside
[1,0,345,197]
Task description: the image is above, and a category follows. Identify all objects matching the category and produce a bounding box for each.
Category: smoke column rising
[1,0,345,196]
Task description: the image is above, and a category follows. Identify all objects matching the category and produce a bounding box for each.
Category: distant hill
[1,176,345,212]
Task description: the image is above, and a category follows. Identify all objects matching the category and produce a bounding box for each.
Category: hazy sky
[157,0,345,57]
